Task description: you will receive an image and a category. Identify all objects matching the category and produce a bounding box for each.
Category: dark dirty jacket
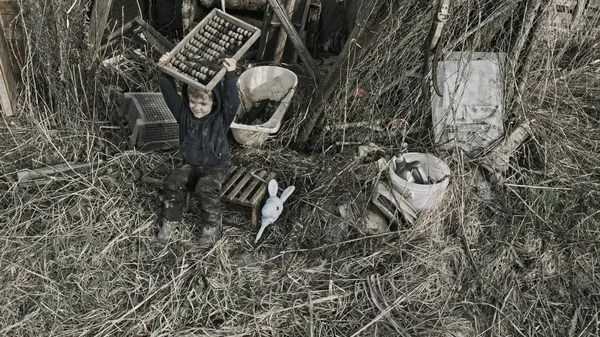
[158,72,240,167]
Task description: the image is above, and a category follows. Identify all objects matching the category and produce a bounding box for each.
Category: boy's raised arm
[221,58,241,126]
[158,53,184,122]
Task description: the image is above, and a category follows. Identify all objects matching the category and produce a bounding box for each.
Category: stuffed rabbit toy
[255,179,295,243]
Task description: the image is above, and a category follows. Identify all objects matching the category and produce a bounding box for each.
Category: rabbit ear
[279,186,295,203]
[268,179,278,197]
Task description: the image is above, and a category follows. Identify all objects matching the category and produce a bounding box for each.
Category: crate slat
[251,172,277,206]
[228,171,253,201]
[221,166,246,196]
[239,170,266,202]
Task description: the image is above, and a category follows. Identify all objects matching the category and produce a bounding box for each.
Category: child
[156,53,240,248]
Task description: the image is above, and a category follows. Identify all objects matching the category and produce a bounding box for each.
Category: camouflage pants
[162,163,228,227]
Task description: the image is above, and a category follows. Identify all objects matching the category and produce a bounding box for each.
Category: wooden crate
[220,166,276,228]
[157,8,261,92]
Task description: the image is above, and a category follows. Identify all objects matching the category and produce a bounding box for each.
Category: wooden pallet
[142,165,275,228]
[220,166,276,228]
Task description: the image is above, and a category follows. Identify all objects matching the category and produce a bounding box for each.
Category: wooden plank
[267,0,321,82]
[293,0,311,63]
[221,167,246,196]
[239,170,267,202]
[251,172,276,206]
[0,21,16,117]
[229,172,253,201]
[17,161,104,187]
[257,4,273,60]
[273,0,297,63]
[90,0,115,56]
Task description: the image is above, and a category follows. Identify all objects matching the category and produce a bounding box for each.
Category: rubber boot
[157,219,179,244]
[197,222,222,249]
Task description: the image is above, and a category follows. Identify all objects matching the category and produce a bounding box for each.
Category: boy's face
[189,92,213,118]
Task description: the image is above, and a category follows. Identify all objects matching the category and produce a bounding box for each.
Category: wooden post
[89,0,114,56]
[295,0,386,144]
[257,4,274,61]
[268,0,321,81]
[273,0,297,63]
[293,0,312,63]
[0,22,16,117]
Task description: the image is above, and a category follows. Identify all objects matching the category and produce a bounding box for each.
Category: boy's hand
[222,58,236,72]
[159,52,171,64]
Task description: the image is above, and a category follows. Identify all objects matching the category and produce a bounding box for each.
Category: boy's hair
[187,85,212,101]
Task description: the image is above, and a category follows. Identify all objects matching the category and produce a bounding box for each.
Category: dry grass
[1,0,599,336]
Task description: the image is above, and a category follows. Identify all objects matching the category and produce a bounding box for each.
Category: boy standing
[156,54,240,248]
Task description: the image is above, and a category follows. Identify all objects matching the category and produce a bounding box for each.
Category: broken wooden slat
[133,17,175,52]
[0,21,16,117]
[221,167,246,196]
[267,0,321,82]
[240,170,266,202]
[371,181,418,225]
[477,120,533,176]
[17,161,104,187]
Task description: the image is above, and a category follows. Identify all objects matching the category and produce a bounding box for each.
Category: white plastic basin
[230,66,298,146]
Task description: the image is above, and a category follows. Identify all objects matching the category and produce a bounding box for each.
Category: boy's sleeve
[222,71,241,126]
[158,72,184,122]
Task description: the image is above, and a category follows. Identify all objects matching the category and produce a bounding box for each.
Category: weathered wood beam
[273,0,297,63]
[267,0,321,81]
[0,23,17,117]
[292,0,312,63]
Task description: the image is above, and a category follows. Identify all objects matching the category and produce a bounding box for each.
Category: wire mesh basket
[119,92,179,151]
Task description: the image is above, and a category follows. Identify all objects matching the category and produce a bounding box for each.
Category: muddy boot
[197,223,222,249]
[157,219,179,244]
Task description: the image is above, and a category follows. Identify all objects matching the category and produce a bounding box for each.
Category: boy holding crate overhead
[156,53,240,248]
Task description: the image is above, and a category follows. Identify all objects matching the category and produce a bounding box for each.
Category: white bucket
[388,153,451,211]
